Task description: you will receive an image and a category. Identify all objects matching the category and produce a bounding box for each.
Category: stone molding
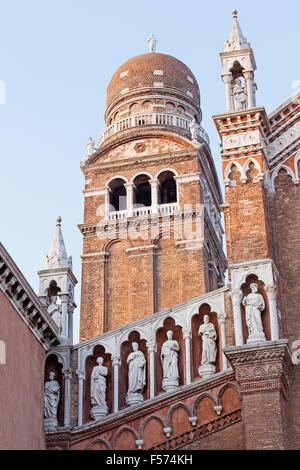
[224,340,293,397]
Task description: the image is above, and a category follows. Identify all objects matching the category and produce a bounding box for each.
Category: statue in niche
[161,330,180,392]
[189,118,199,141]
[146,33,156,53]
[198,315,217,379]
[44,372,60,431]
[47,295,62,334]
[126,342,146,406]
[233,78,248,111]
[87,137,95,156]
[90,356,109,420]
[242,282,266,344]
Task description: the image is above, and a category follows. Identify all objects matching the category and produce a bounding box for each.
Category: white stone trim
[270,164,296,193]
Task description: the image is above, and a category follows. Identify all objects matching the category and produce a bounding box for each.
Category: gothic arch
[45,350,67,369]
[192,392,217,416]
[216,382,241,407]
[165,402,192,428]
[117,328,150,355]
[224,161,243,183]
[294,151,300,180]
[271,164,296,192]
[85,437,110,450]
[139,415,165,440]
[242,158,262,181]
[111,426,139,450]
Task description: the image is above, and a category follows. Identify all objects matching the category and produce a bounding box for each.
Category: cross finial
[147,33,156,53]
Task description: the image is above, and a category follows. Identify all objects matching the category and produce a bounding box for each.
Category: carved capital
[183,329,192,340]
[62,368,73,380]
[146,341,157,353]
[76,369,86,381]
[112,356,121,366]
[265,285,277,300]
[217,312,227,324]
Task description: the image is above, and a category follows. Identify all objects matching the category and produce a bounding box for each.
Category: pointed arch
[242,158,263,181]
[192,392,217,416]
[271,164,296,193]
[294,151,300,181]
[139,415,165,440]
[224,161,243,184]
[165,402,192,428]
[111,426,139,450]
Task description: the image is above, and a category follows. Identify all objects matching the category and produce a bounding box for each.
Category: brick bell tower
[79,37,227,342]
[213,11,293,450]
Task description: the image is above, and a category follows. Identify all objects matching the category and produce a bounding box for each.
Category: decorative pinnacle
[56,216,62,226]
[232,9,238,17]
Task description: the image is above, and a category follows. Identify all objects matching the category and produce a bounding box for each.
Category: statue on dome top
[147,33,156,53]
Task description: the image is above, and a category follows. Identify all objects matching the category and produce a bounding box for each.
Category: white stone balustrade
[98,113,210,147]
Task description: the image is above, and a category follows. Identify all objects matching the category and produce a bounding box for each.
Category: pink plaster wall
[0,290,46,449]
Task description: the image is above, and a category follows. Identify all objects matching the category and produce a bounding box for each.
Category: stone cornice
[0,243,58,350]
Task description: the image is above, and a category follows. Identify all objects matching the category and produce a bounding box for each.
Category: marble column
[147,341,156,398]
[217,313,228,370]
[243,71,255,108]
[183,329,192,385]
[112,356,121,413]
[60,294,69,340]
[62,368,72,427]
[76,369,85,426]
[265,285,279,341]
[222,74,233,112]
[125,183,134,218]
[230,290,244,346]
[149,179,159,214]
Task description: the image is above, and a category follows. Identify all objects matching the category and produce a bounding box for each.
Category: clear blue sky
[0,0,299,342]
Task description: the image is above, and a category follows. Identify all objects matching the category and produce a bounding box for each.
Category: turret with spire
[220,10,257,112]
[38,217,77,344]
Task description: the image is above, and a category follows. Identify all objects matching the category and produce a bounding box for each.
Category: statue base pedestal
[44,418,58,432]
[162,378,179,392]
[198,364,216,379]
[247,334,266,345]
[126,392,144,406]
[90,405,108,420]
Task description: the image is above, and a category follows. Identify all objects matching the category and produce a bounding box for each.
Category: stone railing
[107,202,180,220]
[98,113,210,146]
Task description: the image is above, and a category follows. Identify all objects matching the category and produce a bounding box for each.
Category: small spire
[223,10,250,52]
[43,217,71,269]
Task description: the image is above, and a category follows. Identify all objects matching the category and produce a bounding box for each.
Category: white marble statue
[198,315,217,378]
[87,137,95,156]
[126,342,146,406]
[233,78,248,111]
[44,372,60,431]
[90,356,109,420]
[242,283,266,344]
[161,330,180,392]
[189,118,199,141]
[47,296,62,334]
[147,33,156,53]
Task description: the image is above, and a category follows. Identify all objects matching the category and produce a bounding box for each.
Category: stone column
[112,356,121,413]
[222,74,233,112]
[76,369,85,426]
[147,341,156,399]
[183,329,192,385]
[243,71,255,108]
[230,290,244,346]
[125,183,134,218]
[62,368,72,428]
[149,179,159,214]
[224,340,293,450]
[105,187,111,219]
[60,294,69,340]
[265,285,279,341]
[217,313,228,370]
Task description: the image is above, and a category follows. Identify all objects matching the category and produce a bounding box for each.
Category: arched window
[158,171,177,204]
[109,178,127,212]
[133,175,151,207]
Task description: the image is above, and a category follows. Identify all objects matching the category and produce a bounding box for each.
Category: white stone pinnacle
[43,217,71,269]
[223,9,251,52]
